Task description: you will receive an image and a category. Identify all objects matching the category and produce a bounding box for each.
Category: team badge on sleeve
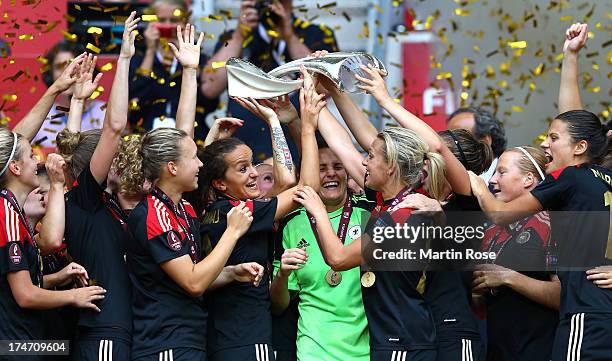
[167,231,182,251]
[8,243,21,264]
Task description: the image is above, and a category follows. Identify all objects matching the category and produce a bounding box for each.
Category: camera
[252,0,280,28]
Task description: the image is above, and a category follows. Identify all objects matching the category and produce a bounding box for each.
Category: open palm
[169,23,205,69]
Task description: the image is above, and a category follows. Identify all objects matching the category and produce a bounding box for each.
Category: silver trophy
[226,52,387,99]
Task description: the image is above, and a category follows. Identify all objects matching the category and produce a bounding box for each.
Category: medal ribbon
[306,192,353,246]
[152,188,199,263]
[102,191,129,231]
[0,189,43,287]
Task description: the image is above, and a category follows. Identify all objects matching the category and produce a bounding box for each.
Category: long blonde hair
[378,127,446,201]
[0,128,24,188]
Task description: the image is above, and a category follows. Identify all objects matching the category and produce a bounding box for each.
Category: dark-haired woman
[121,24,265,361]
[469,24,612,361]
[200,69,325,361]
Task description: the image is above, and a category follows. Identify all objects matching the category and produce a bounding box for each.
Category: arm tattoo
[271,125,294,173]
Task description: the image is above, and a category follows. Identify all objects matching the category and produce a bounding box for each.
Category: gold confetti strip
[173,9,182,17]
[86,43,101,54]
[2,94,17,101]
[100,62,113,72]
[87,27,103,35]
[507,40,527,49]
[212,61,226,69]
[142,14,158,22]
[18,34,33,40]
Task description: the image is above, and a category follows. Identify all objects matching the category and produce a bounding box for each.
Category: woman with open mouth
[198,68,324,361]
[468,23,612,361]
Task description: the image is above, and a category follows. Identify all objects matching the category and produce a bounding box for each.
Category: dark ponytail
[556,110,608,164]
[439,128,494,175]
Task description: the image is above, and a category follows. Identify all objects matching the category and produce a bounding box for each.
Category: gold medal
[325,269,342,286]
[361,271,376,288]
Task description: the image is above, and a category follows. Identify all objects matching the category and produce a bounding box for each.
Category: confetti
[86,43,101,54]
[18,34,33,40]
[212,61,226,69]
[100,62,113,72]
[87,27,103,35]
[142,15,158,22]
[507,40,527,49]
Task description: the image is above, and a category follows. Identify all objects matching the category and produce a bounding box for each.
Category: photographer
[128,0,219,140]
[202,0,338,160]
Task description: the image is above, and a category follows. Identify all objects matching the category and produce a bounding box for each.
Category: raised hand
[50,52,86,94]
[205,117,244,146]
[119,11,140,59]
[226,201,254,237]
[261,95,298,124]
[72,53,103,100]
[563,22,588,54]
[45,153,66,186]
[299,67,326,131]
[169,23,205,70]
[355,63,392,105]
[238,0,259,32]
[234,97,279,124]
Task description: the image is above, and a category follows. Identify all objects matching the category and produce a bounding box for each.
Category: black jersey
[481,213,558,360]
[64,166,132,336]
[202,198,278,353]
[362,187,437,351]
[0,189,43,341]
[126,190,206,359]
[423,194,483,341]
[531,164,612,316]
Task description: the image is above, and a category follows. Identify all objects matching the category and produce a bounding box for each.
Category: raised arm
[559,23,588,113]
[357,64,471,195]
[201,0,256,98]
[13,53,86,141]
[170,24,205,138]
[161,203,253,296]
[66,54,103,132]
[234,96,297,194]
[89,12,139,184]
[203,117,244,147]
[37,154,66,255]
[469,171,543,224]
[272,69,325,221]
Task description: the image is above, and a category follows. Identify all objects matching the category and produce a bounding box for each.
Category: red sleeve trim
[229,199,254,213]
[146,195,178,240]
[181,200,197,218]
[0,198,21,247]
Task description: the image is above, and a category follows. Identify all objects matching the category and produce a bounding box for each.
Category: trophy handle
[226,58,303,99]
[269,52,388,93]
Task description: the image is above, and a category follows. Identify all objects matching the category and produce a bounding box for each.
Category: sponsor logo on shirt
[9,243,21,264]
[167,231,182,251]
[296,238,310,249]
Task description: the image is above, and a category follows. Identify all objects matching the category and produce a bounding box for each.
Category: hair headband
[0,132,17,178]
[448,131,469,168]
[514,146,545,181]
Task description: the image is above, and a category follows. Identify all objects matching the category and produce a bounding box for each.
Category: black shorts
[209,344,275,361]
[132,348,205,361]
[437,338,484,361]
[552,313,612,361]
[371,349,437,361]
[71,339,130,361]
[273,349,296,361]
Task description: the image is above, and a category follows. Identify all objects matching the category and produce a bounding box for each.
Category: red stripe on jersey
[524,212,551,247]
[550,167,567,180]
[145,195,189,240]
[0,198,27,247]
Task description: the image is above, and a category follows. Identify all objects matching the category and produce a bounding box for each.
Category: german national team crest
[348,225,361,240]
[167,231,182,251]
[516,231,531,245]
[9,243,21,264]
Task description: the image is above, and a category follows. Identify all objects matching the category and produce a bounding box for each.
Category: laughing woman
[199,69,324,361]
